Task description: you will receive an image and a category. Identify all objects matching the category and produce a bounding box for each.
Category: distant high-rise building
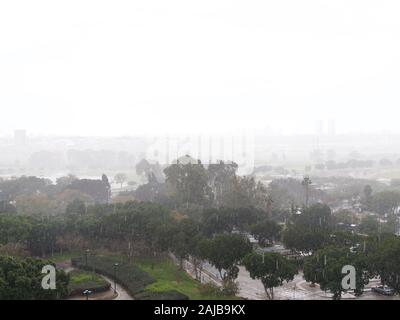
[328,119,336,136]
[316,120,324,136]
[14,130,27,146]
[315,120,336,136]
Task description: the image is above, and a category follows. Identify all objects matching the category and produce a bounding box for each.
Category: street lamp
[83,289,92,300]
[113,263,119,294]
[85,249,90,267]
[293,284,296,300]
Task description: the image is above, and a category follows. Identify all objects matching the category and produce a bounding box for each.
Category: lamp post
[85,249,90,267]
[293,285,296,300]
[113,263,119,294]
[83,289,92,300]
[302,176,312,207]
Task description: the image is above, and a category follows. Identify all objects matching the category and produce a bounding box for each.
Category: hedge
[135,290,189,300]
[68,270,111,296]
[71,255,189,300]
[72,255,154,297]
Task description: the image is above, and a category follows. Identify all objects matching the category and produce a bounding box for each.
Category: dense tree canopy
[243,252,296,300]
[250,220,282,247]
[0,256,69,300]
[369,236,400,293]
[202,234,252,282]
[303,246,370,299]
[370,191,400,215]
[283,204,334,253]
[164,162,213,207]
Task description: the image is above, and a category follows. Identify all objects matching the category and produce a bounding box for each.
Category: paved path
[58,260,134,300]
[99,274,134,300]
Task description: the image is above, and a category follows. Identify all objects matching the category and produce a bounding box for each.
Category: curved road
[99,274,133,300]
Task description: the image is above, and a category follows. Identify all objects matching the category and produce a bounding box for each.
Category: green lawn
[68,270,110,295]
[69,270,106,286]
[136,257,238,300]
[72,254,154,296]
[69,252,239,300]
[45,250,84,263]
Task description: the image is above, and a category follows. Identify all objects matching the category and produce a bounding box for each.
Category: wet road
[236,267,400,300]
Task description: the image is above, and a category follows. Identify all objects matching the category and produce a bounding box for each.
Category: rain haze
[2,0,400,304]
[1,0,400,136]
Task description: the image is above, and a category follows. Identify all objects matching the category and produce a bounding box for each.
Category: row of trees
[281,203,400,299]
[0,174,112,217]
[364,187,400,215]
[0,199,294,298]
[303,235,400,299]
[163,223,296,298]
[3,197,400,299]
[134,159,273,214]
[2,167,400,300]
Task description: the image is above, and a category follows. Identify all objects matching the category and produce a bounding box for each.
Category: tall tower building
[316,120,324,136]
[328,119,336,136]
[14,130,27,147]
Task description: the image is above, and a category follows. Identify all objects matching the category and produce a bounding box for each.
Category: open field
[68,270,110,296]
[136,257,238,300]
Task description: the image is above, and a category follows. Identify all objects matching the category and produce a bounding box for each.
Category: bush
[0,255,69,300]
[221,280,239,296]
[198,282,224,297]
[135,290,189,300]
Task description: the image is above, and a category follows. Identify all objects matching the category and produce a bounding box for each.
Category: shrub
[198,282,223,297]
[68,270,110,296]
[221,280,239,296]
[135,290,189,300]
[0,255,69,300]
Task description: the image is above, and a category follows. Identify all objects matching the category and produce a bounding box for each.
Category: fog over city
[1,0,400,305]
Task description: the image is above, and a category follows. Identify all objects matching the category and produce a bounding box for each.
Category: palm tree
[302,176,312,207]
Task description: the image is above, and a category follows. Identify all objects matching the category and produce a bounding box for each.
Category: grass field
[68,270,110,296]
[71,254,155,297]
[136,257,238,300]
[45,250,84,263]
[67,251,238,300]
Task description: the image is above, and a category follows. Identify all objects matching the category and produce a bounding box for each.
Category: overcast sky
[0,0,399,136]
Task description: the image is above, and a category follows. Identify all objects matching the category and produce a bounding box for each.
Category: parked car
[372,286,395,296]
